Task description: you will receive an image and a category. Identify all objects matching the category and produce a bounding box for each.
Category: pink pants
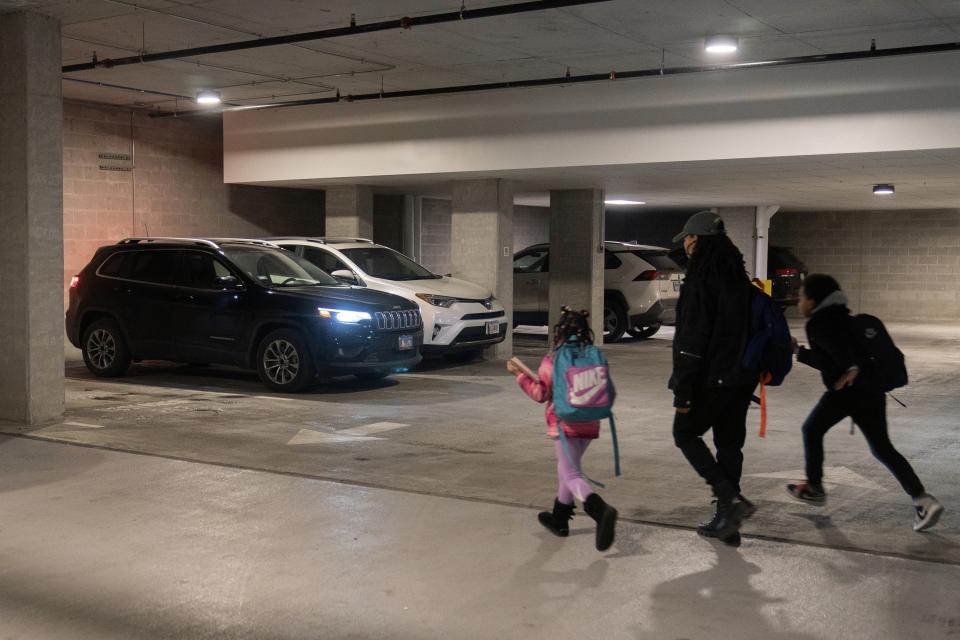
[555,437,595,505]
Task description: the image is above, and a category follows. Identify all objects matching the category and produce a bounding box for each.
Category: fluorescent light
[196,90,221,105]
[605,199,646,206]
[705,35,738,54]
[873,184,895,195]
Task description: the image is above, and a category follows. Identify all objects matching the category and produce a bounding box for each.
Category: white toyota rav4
[513,241,684,342]
[268,238,507,357]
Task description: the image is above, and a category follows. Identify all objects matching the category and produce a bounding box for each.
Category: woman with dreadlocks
[507,307,619,552]
[670,211,758,546]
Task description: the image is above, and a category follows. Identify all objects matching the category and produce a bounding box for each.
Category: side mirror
[215,275,243,290]
[331,270,359,285]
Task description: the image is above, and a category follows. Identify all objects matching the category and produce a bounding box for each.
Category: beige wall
[62,101,324,306]
[771,209,960,321]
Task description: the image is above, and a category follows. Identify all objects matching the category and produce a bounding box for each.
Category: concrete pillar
[324,185,373,238]
[548,189,604,339]
[755,205,780,280]
[715,206,757,275]
[451,179,514,358]
[0,12,64,424]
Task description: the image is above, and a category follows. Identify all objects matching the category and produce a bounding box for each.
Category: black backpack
[849,314,907,392]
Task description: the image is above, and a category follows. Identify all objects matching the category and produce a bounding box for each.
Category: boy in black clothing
[788,274,944,532]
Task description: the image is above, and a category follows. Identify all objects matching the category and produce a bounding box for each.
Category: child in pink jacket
[507,308,618,552]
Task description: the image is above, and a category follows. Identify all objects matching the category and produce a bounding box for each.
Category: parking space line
[341,422,409,436]
[287,429,382,445]
[63,421,106,429]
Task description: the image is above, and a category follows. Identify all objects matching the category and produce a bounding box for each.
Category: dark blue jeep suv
[66,238,423,392]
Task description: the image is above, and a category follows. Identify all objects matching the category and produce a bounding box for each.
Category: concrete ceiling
[5,0,960,210]
[5,0,958,112]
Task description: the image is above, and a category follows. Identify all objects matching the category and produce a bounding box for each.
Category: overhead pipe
[150,40,960,118]
[62,0,613,73]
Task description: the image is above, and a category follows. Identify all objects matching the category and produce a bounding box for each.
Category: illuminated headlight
[416,293,457,308]
[318,308,372,323]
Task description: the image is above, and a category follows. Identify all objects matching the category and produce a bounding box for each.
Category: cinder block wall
[62,101,324,306]
[771,210,960,320]
[513,205,550,251]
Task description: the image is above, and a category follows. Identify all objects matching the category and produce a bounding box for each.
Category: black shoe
[583,493,618,551]
[538,498,575,537]
[697,496,756,542]
[786,482,827,505]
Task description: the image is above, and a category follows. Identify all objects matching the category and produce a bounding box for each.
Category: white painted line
[341,422,409,436]
[287,429,383,446]
[63,421,106,429]
[747,466,886,491]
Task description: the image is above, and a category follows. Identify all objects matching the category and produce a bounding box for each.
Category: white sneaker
[913,494,944,532]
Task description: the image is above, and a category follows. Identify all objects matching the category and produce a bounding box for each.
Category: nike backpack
[552,339,621,479]
[849,314,908,392]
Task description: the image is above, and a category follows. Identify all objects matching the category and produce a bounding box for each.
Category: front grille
[374,309,422,331]
[461,310,506,321]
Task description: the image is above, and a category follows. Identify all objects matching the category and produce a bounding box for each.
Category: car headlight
[415,293,457,308]
[318,308,372,323]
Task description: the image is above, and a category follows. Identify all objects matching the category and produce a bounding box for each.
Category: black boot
[583,493,618,551]
[698,489,757,546]
[538,498,575,537]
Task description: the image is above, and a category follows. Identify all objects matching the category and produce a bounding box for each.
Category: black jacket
[669,273,755,409]
[797,302,863,390]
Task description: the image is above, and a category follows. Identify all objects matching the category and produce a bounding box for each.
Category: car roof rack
[118,237,219,248]
[207,238,280,249]
[320,237,375,244]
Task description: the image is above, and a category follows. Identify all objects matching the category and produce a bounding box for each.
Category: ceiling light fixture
[605,199,646,206]
[196,89,221,105]
[873,183,895,195]
[705,35,738,54]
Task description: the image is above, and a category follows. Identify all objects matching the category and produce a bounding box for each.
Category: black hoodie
[796,292,862,390]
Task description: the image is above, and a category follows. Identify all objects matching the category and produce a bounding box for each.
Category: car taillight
[69,275,80,289]
[774,268,798,277]
[634,270,660,281]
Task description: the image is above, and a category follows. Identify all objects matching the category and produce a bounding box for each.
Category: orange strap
[758,372,772,438]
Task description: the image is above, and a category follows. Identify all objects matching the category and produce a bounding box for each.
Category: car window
[183,251,234,289]
[220,246,340,287]
[303,247,349,274]
[632,250,681,272]
[340,247,439,281]
[514,249,549,273]
[98,252,134,278]
[127,250,180,285]
[605,252,623,270]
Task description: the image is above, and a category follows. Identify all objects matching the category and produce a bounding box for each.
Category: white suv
[268,238,507,357]
[513,241,683,342]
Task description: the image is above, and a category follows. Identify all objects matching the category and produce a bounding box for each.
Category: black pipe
[150,40,960,118]
[63,77,245,106]
[62,0,613,73]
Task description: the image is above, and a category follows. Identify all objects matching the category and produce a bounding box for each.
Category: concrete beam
[0,11,64,424]
[548,190,604,339]
[451,180,513,359]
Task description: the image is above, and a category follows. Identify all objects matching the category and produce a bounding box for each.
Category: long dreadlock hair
[684,234,750,287]
[552,306,594,350]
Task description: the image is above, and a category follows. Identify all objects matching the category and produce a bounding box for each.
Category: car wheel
[256,329,314,392]
[628,323,661,340]
[81,318,131,377]
[602,301,628,343]
[356,371,390,382]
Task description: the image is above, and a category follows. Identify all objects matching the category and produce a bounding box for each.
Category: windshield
[341,247,440,281]
[221,247,340,287]
[632,250,682,272]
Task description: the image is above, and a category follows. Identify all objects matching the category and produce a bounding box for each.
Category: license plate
[486,321,501,335]
[398,335,414,351]
[673,281,681,291]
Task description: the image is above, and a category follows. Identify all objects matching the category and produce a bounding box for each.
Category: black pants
[673,385,755,498]
[802,387,924,498]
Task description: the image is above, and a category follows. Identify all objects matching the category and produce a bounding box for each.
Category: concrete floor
[1,323,958,637]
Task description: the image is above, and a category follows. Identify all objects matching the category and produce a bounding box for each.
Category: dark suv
[769,246,809,308]
[66,238,424,392]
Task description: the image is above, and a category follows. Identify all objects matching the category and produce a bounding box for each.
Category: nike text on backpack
[742,287,794,437]
[552,339,621,483]
[849,314,908,392]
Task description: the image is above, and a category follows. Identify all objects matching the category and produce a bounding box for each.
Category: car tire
[602,300,628,344]
[81,317,131,378]
[356,371,391,382]
[628,323,661,340]
[256,329,315,393]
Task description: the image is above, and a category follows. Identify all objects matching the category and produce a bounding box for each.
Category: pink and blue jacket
[516,354,600,440]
